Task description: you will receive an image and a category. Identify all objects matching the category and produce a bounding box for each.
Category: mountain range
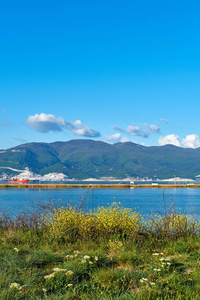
[0,139,200,179]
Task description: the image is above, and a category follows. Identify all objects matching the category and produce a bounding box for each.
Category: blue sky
[1,0,200,149]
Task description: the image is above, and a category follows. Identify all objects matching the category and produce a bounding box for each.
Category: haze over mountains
[0,139,200,179]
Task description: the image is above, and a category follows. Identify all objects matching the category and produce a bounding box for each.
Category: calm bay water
[0,187,200,217]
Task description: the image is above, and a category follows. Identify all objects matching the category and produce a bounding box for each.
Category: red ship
[8,178,29,184]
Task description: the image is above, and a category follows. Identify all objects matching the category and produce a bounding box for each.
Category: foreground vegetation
[1,200,200,299]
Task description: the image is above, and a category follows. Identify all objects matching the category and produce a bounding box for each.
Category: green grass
[1,203,200,299]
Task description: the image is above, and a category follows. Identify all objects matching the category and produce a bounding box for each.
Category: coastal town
[0,167,69,182]
[1,167,200,187]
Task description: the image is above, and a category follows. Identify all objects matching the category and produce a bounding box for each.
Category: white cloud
[104,134,136,144]
[27,113,65,132]
[127,125,148,137]
[120,137,136,143]
[104,133,121,143]
[181,134,200,148]
[26,113,100,137]
[159,134,181,147]
[69,120,100,137]
[111,126,127,133]
[159,134,200,148]
[148,124,160,133]
[112,123,160,138]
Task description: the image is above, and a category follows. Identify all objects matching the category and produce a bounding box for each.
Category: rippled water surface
[0,187,200,216]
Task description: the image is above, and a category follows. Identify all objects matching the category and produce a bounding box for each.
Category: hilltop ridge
[0,139,200,179]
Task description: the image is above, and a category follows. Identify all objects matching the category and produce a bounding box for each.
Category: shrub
[46,203,142,242]
[94,203,142,238]
[144,212,198,239]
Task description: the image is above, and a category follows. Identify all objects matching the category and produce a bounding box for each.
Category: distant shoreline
[0,183,200,189]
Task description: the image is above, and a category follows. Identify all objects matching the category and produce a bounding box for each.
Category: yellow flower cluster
[46,202,197,240]
[95,203,141,237]
[46,203,142,240]
[108,238,124,259]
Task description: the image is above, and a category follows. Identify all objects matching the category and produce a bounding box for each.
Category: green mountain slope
[0,140,200,179]
[51,140,120,178]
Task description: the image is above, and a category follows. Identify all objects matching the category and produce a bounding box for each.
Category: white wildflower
[140,279,144,283]
[160,252,164,255]
[66,270,74,276]
[165,258,171,261]
[150,282,155,285]
[84,255,90,259]
[65,254,74,260]
[153,268,161,271]
[74,250,80,254]
[167,262,171,265]
[67,283,73,287]
[152,253,159,256]
[14,248,19,252]
[142,278,148,281]
[53,268,67,272]
[161,264,166,267]
[10,283,21,290]
[42,288,47,292]
[159,258,164,261]
[53,268,61,272]
[89,261,93,264]
[94,256,98,261]
[81,259,86,263]
[44,273,55,279]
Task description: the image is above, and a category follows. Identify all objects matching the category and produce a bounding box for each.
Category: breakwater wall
[0,183,200,189]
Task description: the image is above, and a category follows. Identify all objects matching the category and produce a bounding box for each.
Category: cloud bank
[104,133,121,143]
[27,113,100,137]
[104,133,136,144]
[112,123,160,138]
[27,114,65,133]
[148,124,160,133]
[159,134,200,148]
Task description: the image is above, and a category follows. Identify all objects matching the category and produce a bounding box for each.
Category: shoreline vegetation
[1,183,200,189]
[1,200,200,299]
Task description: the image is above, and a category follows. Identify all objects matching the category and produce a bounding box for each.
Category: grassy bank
[0,202,200,299]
